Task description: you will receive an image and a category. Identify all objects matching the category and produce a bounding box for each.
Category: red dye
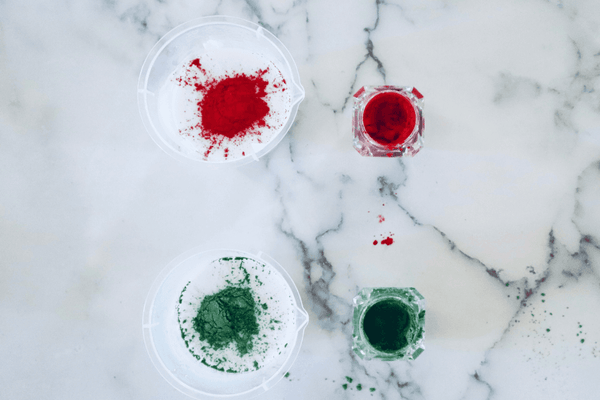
[373,240,378,245]
[363,92,416,146]
[176,58,284,159]
[199,73,269,139]
[381,237,394,246]
[378,215,385,223]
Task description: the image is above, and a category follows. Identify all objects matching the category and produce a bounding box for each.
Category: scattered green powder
[546,329,550,332]
[346,376,353,383]
[581,339,585,343]
[284,372,290,378]
[193,286,259,357]
[370,388,376,392]
[541,293,545,296]
[363,299,409,352]
[506,283,509,287]
[342,384,348,390]
[542,300,545,303]
[357,384,363,391]
[517,296,520,299]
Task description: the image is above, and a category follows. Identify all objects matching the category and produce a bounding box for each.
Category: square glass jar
[352,86,424,157]
[352,287,425,361]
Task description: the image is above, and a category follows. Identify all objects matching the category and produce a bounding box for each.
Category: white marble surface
[2,0,600,399]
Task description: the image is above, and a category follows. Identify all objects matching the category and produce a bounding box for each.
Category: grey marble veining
[1,0,600,399]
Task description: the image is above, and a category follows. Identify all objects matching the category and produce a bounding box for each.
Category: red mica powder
[363,92,416,147]
[176,58,283,159]
[199,74,270,139]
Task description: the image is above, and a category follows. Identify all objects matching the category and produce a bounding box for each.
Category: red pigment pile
[176,58,286,159]
[363,92,416,147]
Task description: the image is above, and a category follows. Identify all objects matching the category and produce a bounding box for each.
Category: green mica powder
[176,256,297,374]
[362,299,409,352]
[193,286,259,356]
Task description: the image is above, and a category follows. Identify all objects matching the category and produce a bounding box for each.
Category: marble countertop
[2,1,600,399]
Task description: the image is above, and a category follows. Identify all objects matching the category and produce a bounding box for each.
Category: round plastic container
[138,16,305,166]
[143,248,309,399]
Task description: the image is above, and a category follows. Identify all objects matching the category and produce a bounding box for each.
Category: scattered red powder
[363,92,416,147]
[373,240,378,245]
[175,58,286,159]
[381,237,394,246]
[377,215,385,223]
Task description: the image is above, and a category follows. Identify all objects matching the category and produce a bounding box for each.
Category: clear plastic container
[142,248,309,399]
[138,16,305,167]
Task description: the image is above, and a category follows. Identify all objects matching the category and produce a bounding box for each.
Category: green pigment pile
[193,286,259,357]
[176,256,296,373]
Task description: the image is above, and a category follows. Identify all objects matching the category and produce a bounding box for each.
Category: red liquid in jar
[362,91,416,146]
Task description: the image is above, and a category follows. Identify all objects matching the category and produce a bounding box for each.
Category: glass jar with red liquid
[352,86,424,157]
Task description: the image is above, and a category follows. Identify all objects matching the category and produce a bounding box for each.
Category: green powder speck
[542,300,545,303]
[346,376,353,383]
[284,372,290,378]
[370,388,376,392]
[342,384,348,390]
[581,339,585,343]
[193,286,259,357]
[363,299,409,352]
[541,293,545,296]
[357,384,363,391]
[506,283,509,287]
[546,329,550,332]
[517,296,520,299]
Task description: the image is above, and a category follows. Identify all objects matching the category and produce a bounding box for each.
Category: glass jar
[352,287,425,361]
[352,86,424,157]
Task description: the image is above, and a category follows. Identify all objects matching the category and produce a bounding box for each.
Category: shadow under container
[352,287,425,361]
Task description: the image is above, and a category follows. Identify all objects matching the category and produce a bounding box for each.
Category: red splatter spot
[381,237,394,246]
[378,215,385,223]
[584,237,591,243]
[373,240,378,245]
[524,289,533,299]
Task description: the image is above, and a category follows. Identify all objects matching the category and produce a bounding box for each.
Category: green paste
[363,298,410,352]
[193,286,259,356]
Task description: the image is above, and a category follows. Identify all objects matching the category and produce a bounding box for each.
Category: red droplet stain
[363,91,416,147]
[381,237,394,246]
[373,240,378,245]
[378,215,385,223]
